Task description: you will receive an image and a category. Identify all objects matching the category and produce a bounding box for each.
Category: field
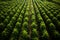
[0,0,60,40]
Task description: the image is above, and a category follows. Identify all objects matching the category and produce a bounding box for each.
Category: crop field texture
[0,0,60,40]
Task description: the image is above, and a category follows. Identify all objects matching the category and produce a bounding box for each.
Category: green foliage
[0,0,60,40]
